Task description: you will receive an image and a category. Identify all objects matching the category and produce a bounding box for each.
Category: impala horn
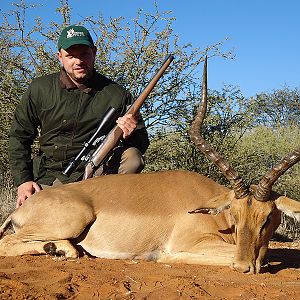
[189,56,249,199]
[253,148,300,201]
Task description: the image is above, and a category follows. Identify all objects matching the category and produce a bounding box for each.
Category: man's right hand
[16,181,41,208]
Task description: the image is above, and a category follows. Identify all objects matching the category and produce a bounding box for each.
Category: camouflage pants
[41,146,144,189]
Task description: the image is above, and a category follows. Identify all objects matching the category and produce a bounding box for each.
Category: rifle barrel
[83,54,174,179]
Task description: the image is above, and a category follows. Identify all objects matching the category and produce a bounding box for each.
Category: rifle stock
[83,54,174,180]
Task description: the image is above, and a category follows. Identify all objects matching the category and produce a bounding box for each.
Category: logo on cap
[66,28,85,39]
[58,25,94,50]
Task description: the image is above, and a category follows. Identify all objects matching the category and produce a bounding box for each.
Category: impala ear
[189,190,235,215]
[275,196,300,222]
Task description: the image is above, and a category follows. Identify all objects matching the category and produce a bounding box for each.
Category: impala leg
[0,205,95,258]
[0,233,78,258]
[158,239,236,266]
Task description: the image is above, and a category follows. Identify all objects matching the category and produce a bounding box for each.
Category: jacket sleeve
[122,115,149,154]
[8,85,40,186]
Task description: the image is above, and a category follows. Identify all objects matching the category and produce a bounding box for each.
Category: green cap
[58,25,94,50]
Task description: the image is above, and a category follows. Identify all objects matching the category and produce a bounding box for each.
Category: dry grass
[275,214,300,241]
[0,172,16,224]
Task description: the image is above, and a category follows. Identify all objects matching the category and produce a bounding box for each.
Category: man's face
[58,44,97,84]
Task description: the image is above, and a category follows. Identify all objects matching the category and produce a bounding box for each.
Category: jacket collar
[59,68,94,94]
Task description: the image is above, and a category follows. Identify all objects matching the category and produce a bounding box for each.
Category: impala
[1,58,299,274]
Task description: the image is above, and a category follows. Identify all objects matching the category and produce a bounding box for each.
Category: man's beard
[69,67,93,84]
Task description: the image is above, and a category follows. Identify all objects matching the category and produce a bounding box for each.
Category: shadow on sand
[264,247,300,274]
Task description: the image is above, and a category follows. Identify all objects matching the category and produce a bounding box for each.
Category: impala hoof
[232,261,255,274]
[44,242,65,256]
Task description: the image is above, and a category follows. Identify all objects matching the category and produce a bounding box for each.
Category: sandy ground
[0,241,299,300]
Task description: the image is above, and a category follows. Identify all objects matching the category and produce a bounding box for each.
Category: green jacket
[9,69,149,186]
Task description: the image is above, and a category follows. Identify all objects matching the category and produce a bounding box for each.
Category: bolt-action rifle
[62,106,119,177]
[63,54,174,180]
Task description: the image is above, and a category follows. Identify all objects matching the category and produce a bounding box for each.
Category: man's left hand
[116,114,138,138]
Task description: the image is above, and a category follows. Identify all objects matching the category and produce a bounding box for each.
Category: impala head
[228,190,282,273]
[189,57,300,274]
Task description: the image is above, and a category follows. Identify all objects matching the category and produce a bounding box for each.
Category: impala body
[1,58,299,274]
[1,169,299,274]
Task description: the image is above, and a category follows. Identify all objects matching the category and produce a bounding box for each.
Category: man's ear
[57,51,63,64]
[92,46,97,55]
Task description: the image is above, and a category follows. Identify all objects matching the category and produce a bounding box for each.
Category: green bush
[233,125,300,200]
[145,124,300,201]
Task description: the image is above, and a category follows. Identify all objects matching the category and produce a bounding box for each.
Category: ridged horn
[254,147,300,201]
[189,56,249,199]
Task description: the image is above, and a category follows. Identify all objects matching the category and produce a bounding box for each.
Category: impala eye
[231,212,238,223]
[261,213,272,232]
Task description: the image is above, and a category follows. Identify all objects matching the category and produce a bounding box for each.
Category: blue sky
[1,0,299,97]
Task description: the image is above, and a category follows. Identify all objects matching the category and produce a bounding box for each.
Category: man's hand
[16,181,41,208]
[116,114,138,139]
